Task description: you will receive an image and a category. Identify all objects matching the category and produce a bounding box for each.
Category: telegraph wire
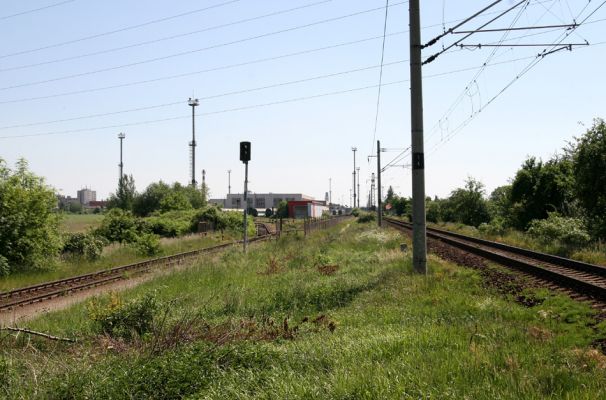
[0,79,412,140]
[0,0,76,22]
[0,2,408,92]
[369,0,390,162]
[0,60,409,130]
[0,0,243,60]
[3,41,604,133]
[0,0,332,73]
[0,31,409,105]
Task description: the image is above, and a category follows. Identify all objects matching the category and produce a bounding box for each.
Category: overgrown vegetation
[0,159,61,275]
[384,119,606,257]
[2,222,606,398]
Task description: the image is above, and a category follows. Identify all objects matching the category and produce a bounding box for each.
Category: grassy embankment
[1,220,606,398]
[0,212,232,292]
[430,221,606,266]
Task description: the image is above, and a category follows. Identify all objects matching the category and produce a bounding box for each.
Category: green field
[2,221,605,399]
[59,213,104,233]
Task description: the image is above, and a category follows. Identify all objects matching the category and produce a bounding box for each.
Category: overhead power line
[0,2,407,92]
[0,31,409,104]
[0,0,76,22]
[423,0,529,65]
[0,0,243,60]
[369,0,390,161]
[0,0,334,73]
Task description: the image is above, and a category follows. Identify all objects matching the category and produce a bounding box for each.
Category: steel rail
[0,235,271,311]
[384,217,606,301]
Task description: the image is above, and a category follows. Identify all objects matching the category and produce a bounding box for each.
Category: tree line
[385,119,606,248]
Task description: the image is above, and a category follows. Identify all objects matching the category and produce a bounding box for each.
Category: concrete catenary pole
[356,167,361,208]
[188,98,199,187]
[351,147,357,208]
[118,132,125,181]
[409,0,427,274]
[377,140,382,227]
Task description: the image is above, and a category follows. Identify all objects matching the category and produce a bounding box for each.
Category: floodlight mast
[118,132,125,181]
[188,98,199,187]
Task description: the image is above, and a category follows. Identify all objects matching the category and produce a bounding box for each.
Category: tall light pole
[410,0,427,273]
[188,97,199,187]
[351,147,357,208]
[118,132,125,181]
[228,169,232,195]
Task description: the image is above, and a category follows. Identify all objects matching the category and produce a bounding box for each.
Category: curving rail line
[0,235,272,312]
[384,217,606,301]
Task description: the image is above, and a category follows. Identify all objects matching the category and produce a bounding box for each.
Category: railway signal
[240,141,251,252]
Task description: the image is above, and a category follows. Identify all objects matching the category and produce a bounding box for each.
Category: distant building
[218,193,315,210]
[77,188,96,205]
[287,200,329,219]
[87,200,107,210]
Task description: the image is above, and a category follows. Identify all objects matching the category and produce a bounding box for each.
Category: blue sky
[0,0,604,205]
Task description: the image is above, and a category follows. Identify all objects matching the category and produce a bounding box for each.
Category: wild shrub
[132,233,161,256]
[88,293,159,340]
[527,214,591,248]
[0,256,9,277]
[357,213,375,223]
[61,232,106,260]
[95,208,138,243]
[478,217,508,236]
[351,208,360,217]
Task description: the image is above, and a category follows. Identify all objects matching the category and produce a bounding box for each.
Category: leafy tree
[384,186,396,209]
[276,200,289,218]
[247,207,258,217]
[265,208,273,218]
[571,118,606,239]
[159,191,191,213]
[426,198,442,223]
[132,181,170,216]
[0,159,62,273]
[108,175,136,211]
[509,156,575,229]
[444,177,490,227]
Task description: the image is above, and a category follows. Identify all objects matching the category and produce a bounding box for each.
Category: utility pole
[351,147,357,208]
[117,132,125,181]
[188,98,199,187]
[377,140,383,227]
[228,170,232,195]
[409,0,427,274]
[356,167,361,208]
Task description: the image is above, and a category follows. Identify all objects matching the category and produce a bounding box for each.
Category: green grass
[59,213,104,233]
[2,222,606,399]
[0,233,230,292]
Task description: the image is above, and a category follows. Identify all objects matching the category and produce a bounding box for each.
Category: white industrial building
[77,188,96,205]
[210,193,314,210]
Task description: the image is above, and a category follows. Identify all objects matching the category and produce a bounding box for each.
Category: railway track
[0,235,272,312]
[384,217,606,302]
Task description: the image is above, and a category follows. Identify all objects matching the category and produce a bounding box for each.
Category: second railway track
[385,217,606,303]
[0,234,272,312]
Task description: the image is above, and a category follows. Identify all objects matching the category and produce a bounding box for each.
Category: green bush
[88,293,159,340]
[132,233,161,256]
[357,213,376,223]
[527,214,591,248]
[145,210,195,237]
[351,208,360,217]
[0,256,9,277]
[95,208,138,243]
[62,232,106,260]
[265,208,273,217]
[478,217,508,236]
